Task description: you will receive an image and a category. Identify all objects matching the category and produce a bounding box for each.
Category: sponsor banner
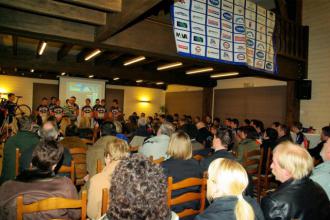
[171,0,277,73]
[192,22,206,34]
[174,18,190,31]
[208,36,220,48]
[191,44,206,56]
[207,47,220,59]
[192,0,206,14]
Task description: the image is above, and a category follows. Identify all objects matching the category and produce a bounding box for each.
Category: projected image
[67,82,101,105]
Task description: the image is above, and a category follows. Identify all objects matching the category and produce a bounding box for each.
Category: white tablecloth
[291,132,320,149]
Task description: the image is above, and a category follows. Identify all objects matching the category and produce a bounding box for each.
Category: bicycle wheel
[15,104,31,117]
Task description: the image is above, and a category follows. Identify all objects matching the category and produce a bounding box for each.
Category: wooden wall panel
[166,91,203,117]
[105,88,124,112]
[32,83,59,111]
[214,86,287,127]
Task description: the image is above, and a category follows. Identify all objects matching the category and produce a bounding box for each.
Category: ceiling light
[84,49,102,61]
[30,69,34,73]
[156,82,164,85]
[157,62,183,71]
[186,67,214,75]
[88,74,94,78]
[210,72,239,78]
[124,56,146,66]
[61,72,66,76]
[38,41,47,55]
[113,77,120,81]
[136,79,143,83]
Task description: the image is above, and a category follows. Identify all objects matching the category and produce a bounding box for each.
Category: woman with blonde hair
[195,158,264,220]
[87,138,130,220]
[161,131,202,217]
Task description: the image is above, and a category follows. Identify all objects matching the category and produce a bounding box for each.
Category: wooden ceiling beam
[0,0,106,26]
[95,0,161,41]
[57,43,74,61]
[59,0,122,12]
[12,35,18,56]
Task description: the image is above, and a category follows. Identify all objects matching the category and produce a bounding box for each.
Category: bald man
[196,121,212,148]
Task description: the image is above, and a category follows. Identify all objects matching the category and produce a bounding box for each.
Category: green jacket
[237,138,259,163]
[0,131,39,184]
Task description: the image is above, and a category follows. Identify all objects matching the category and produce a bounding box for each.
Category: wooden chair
[15,148,21,177]
[259,148,276,200]
[101,188,109,216]
[96,159,103,174]
[167,175,207,218]
[69,147,87,186]
[193,154,204,161]
[129,146,139,152]
[58,161,75,183]
[242,148,263,201]
[149,156,165,164]
[16,190,87,220]
[81,138,94,145]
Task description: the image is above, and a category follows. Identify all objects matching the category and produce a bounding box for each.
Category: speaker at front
[296,80,312,100]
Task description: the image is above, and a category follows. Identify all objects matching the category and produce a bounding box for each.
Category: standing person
[48,96,57,112]
[50,99,64,125]
[261,142,330,220]
[36,97,49,125]
[110,99,121,116]
[93,99,101,111]
[70,96,79,117]
[81,98,93,119]
[94,99,107,126]
[205,115,213,130]
[3,93,17,124]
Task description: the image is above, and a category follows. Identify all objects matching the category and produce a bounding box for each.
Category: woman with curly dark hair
[99,154,178,220]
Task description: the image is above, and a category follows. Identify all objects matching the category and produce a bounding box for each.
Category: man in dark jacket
[261,142,330,220]
[0,116,39,184]
[276,124,293,145]
[196,122,213,148]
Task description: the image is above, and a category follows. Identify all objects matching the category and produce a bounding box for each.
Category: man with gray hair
[139,122,175,160]
[0,116,39,184]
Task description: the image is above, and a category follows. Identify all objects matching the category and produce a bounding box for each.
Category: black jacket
[200,149,235,172]
[260,139,277,174]
[195,196,264,220]
[261,177,330,220]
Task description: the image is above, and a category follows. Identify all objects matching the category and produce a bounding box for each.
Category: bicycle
[0,95,31,141]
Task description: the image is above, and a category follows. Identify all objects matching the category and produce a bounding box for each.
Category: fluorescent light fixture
[61,72,66,76]
[136,79,143,83]
[113,77,120,81]
[156,82,164,85]
[84,49,102,61]
[157,62,183,71]
[88,74,94,78]
[186,67,214,75]
[210,72,239,78]
[124,56,146,66]
[38,41,47,55]
[30,69,34,73]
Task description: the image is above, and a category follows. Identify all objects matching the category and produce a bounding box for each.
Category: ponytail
[235,195,254,220]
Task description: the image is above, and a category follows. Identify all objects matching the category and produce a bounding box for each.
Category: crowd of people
[0,94,329,220]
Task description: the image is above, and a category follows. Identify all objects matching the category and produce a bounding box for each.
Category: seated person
[87,121,117,178]
[291,121,307,147]
[235,126,259,163]
[276,124,293,144]
[196,122,213,148]
[0,140,80,219]
[87,139,130,220]
[200,128,235,172]
[195,158,264,220]
[311,139,330,198]
[309,126,330,162]
[260,128,278,174]
[261,142,330,220]
[99,154,178,220]
[139,122,175,160]
[161,131,202,217]
[0,116,39,184]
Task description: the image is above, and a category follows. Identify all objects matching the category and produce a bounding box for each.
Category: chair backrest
[15,148,21,177]
[81,138,94,145]
[167,174,207,218]
[149,156,165,164]
[129,146,139,152]
[16,190,87,220]
[101,188,109,216]
[264,148,272,177]
[69,147,87,185]
[96,159,103,174]
[193,154,204,161]
[242,148,263,176]
[58,161,75,183]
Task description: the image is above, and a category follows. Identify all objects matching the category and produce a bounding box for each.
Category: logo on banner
[176,31,188,41]
[208,18,219,27]
[236,53,245,60]
[178,44,188,50]
[174,7,189,20]
[246,30,255,38]
[235,16,244,24]
[209,0,220,6]
[208,8,220,17]
[222,1,233,11]
[195,46,202,53]
[222,21,232,31]
[177,20,188,29]
[235,25,245,33]
[257,42,266,50]
[223,41,231,49]
[246,48,254,56]
[234,35,245,42]
[209,38,218,47]
[246,39,254,47]
[192,13,205,24]
[266,62,273,70]
[221,31,232,41]
[256,51,265,59]
[207,27,220,37]
[193,35,204,43]
[223,12,232,21]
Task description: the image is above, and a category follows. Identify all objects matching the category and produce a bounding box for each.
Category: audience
[87,121,117,178]
[261,142,330,220]
[0,116,39,184]
[236,126,259,163]
[196,121,213,148]
[100,154,178,220]
[87,139,129,220]
[276,124,293,144]
[260,128,278,174]
[0,140,80,219]
[291,121,306,147]
[309,126,330,162]
[139,122,175,160]
[200,128,235,172]
[311,139,330,198]
[196,158,264,220]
